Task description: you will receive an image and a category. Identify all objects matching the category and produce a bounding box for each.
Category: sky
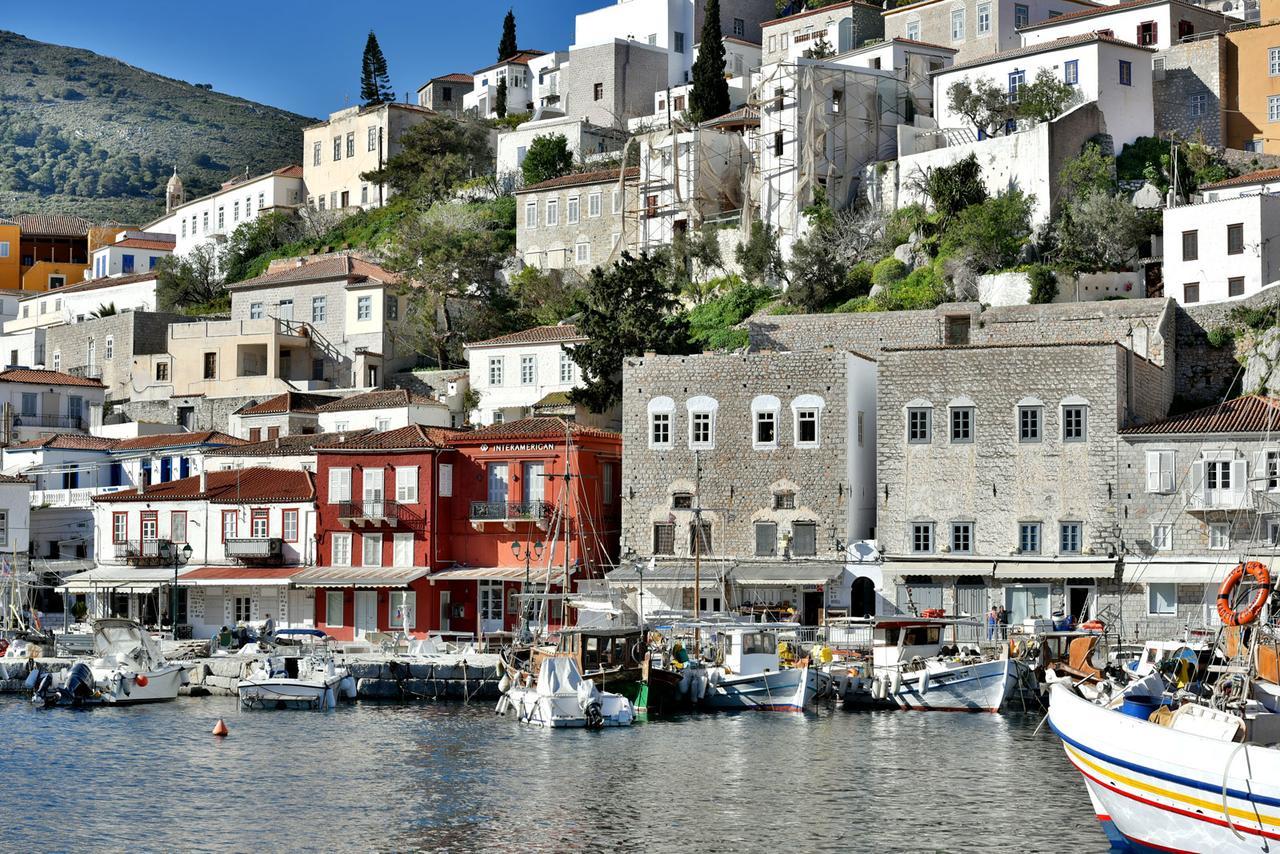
[3,0,609,118]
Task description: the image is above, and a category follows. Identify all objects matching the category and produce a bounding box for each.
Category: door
[479,580,504,634]
[354,590,377,638]
[1067,585,1094,624]
[1005,585,1050,626]
[487,463,509,514]
[801,591,822,626]
[363,468,384,517]
[88,339,96,370]
[850,576,877,618]
[955,584,988,620]
[522,461,544,509]
[439,590,451,633]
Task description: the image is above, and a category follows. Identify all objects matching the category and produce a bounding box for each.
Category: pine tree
[495,77,508,119]
[498,9,518,61]
[361,31,394,106]
[688,0,731,124]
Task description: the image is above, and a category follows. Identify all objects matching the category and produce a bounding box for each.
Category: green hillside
[0,30,314,224]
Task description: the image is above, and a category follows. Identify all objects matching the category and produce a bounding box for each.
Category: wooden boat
[532,626,683,716]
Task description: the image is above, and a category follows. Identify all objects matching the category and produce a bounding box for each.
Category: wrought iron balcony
[336,499,402,525]
[115,539,172,566]
[13,414,84,430]
[224,537,284,563]
[469,500,551,524]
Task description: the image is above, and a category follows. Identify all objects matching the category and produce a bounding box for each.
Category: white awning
[290,566,431,588]
[60,566,178,592]
[425,565,558,584]
[1124,560,1274,585]
[731,562,843,588]
[881,560,997,578]
[993,561,1118,580]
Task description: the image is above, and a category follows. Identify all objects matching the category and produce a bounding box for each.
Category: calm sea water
[0,697,1107,853]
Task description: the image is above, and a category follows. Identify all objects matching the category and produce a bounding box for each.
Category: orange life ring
[1080,619,1105,632]
[1217,561,1272,627]
[921,608,945,619]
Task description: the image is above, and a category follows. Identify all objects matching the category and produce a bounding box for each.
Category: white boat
[680,625,824,713]
[497,654,635,728]
[32,619,186,705]
[238,654,357,710]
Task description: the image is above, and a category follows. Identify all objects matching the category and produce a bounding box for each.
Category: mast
[694,450,701,650]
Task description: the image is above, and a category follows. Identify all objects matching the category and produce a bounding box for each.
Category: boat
[238,653,356,710]
[668,624,825,713]
[496,654,635,728]
[838,616,1017,713]
[534,626,683,716]
[30,619,186,706]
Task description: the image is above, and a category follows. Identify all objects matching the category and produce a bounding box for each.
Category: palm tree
[91,302,117,318]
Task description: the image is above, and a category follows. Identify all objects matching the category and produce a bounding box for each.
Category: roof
[516,167,638,195]
[464,324,583,348]
[318,424,464,452]
[178,566,305,585]
[9,213,93,237]
[290,565,431,588]
[701,105,761,129]
[533,391,574,407]
[0,368,104,388]
[1200,167,1280,191]
[226,254,401,290]
[235,391,340,416]
[935,33,1155,75]
[889,37,959,52]
[18,271,158,301]
[5,434,119,451]
[765,1,884,27]
[205,430,371,457]
[108,238,174,251]
[315,388,444,413]
[1120,395,1280,435]
[722,36,762,47]
[0,473,30,484]
[111,431,247,452]
[454,417,620,443]
[1019,0,1220,29]
[428,73,475,85]
[93,467,315,503]
[474,50,548,74]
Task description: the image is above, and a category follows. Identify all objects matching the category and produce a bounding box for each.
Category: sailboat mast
[694,451,701,650]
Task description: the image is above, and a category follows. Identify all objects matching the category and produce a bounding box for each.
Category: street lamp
[624,548,647,628]
[511,539,544,623]
[158,541,193,639]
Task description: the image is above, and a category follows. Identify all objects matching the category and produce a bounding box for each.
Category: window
[546,198,559,226]
[774,133,784,158]
[385,295,398,321]
[0,241,8,258]
[907,407,932,443]
[393,533,414,568]
[1146,449,1176,493]
[1062,405,1087,442]
[331,532,352,567]
[346,131,355,158]
[251,508,269,539]
[1227,223,1244,255]
[1008,69,1025,102]
[792,522,817,557]
[112,512,128,544]
[20,393,36,417]
[122,253,135,274]
[733,17,745,37]
[282,509,298,542]
[357,295,372,321]
[1018,405,1042,442]
[222,510,238,542]
[202,211,208,233]
[488,357,503,386]
[951,7,964,41]
[203,352,216,380]
[1147,583,1177,616]
[950,407,973,443]
[906,19,921,40]
[1064,60,1078,85]
[588,192,601,218]
[312,296,326,322]
[690,522,712,555]
[612,188,623,214]
[1229,277,1246,297]
[674,31,685,53]
[559,351,574,383]
[362,533,383,567]
[313,141,321,166]
[911,523,934,554]
[755,409,777,447]
[1019,522,1041,554]
[977,2,991,34]
[795,408,820,447]
[1266,449,1280,491]
[105,336,114,360]
[1209,522,1230,550]
[653,523,675,555]
[328,467,352,503]
[1014,3,1029,27]
[567,195,580,224]
[774,492,796,510]
[650,411,672,447]
[951,522,973,554]
[396,466,418,502]
[525,201,537,228]
[326,590,345,626]
[673,492,694,510]
[1119,60,1132,86]
[1184,282,1200,303]
[52,351,60,371]
[593,82,604,101]
[368,125,378,151]
[1151,524,1171,551]
[250,302,263,319]
[687,396,717,449]
[1138,21,1157,45]
[755,522,777,556]
[1059,522,1082,555]
[520,354,536,385]
[575,242,590,265]
[333,136,342,160]
[156,362,169,382]
[1189,93,1206,117]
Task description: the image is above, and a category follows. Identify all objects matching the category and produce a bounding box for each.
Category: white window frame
[525,201,537,228]
[1019,521,1041,555]
[792,394,824,448]
[326,590,345,626]
[546,198,559,226]
[976,2,991,35]
[950,7,965,41]
[588,192,602,218]
[906,18,921,40]
[104,336,114,360]
[567,195,580,224]
[751,394,781,450]
[396,466,419,502]
[357,295,372,321]
[559,351,574,384]
[328,467,352,503]
[575,241,591,265]
[312,296,327,322]
[488,356,504,386]
[1147,582,1177,616]
[1269,94,1280,123]
[331,532,352,567]
[1271,46,1280,76]
[648,396,675,449]
[686,395,719,450]
[393,532,414,567]
[361,533,383,567]
[520,354,536,385]
[1151,523,1171,551]
[1209,522,1230,550]
[1146,449,1176,494]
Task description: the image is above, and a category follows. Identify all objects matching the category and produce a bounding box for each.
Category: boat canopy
[93,618,164,662]
[537,656,583,696]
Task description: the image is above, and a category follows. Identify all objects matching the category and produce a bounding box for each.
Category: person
[234,622,250,647]
[986,606,998,641]
[997,605,1009,640]
[218,625,233,648]
[261,613,275,640]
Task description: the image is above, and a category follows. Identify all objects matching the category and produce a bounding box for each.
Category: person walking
[987,606,998,641]
[261,613,275,640]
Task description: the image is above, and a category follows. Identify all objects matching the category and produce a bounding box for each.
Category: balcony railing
[30,485,128,508]
[66,365,103,380]
[470,500,552,523]
[337,500,402,524]
[13,414,84,430]
[224,537,284,563]
[114,539,172,566]
[1184,489,1255,512]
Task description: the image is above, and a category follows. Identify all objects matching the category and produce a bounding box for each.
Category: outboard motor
[65,662,95,701]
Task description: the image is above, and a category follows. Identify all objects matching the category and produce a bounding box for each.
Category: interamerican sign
[478,443,557,452]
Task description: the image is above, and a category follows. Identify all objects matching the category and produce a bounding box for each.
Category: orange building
[1227,0,1280,153]
[0,219,19,292]
[8,213,94,294]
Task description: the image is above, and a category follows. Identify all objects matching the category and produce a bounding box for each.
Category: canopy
[536,655,582,697]
[730,562,844,588]
[992,561,1118,580]
[1123,560,1272,585]
[177,566,303,587]
[290,566,430,588]
[603,563,726,589]
[426,565,556,584]
[61,566,177,592]
[881,560,997,578]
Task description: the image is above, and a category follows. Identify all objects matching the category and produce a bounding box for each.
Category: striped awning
[290,566,431,588]
[425,565,557,584]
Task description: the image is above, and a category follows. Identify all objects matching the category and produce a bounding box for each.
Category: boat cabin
[720,627,781,676]
[870,618,951,670]
[555,627,645,676]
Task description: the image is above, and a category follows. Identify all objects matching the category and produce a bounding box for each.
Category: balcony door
[141,511,158,544]
[487,463,509,508]
[363,468,384,516]
[479,580,504,634]
[522,462,545,507]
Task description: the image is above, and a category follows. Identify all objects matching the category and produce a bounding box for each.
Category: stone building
[1153,34,1227,148]
[883,0,1097,63]
[761,1,885,64]
[614,350,877,623]
[416,73,474,114]
[563,40,670,129]
[43,311,196,404]
[515,168,639,271]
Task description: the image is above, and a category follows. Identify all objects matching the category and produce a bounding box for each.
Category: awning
[178,566,304,587]
[993,561,1118,580]
[1123,560,1270,585]
[290,566,431,588]
[603,563,727,589]
[730,562,843,588]
[424,565,557,584]
[881,560,997,578]
[60,566,178,592]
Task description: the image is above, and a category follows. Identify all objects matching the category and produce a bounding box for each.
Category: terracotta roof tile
[465,324,583,348]
[455,417,619,442]
[227,254,401,290]
[93,467,315,503]
[235,392,340,416]
[934,33,1154,75]
[517,168,638,194]
[766,1,884,26]
[0,368,104,388]
[205,430,371,457]
[431,73,476,84]
[19,271,158,301]
[1200,168,1280,191]
[6,434,119,451]
[320,424,465,451]
[111,431,247,451]
[110,238,175,251]
[0,473,31,484]
[1121,395,1280,435]
[474,50,547,74]
[10,213,93,237]
[181,566,305,582]
[315,389,443,413]
[701,106,760,129]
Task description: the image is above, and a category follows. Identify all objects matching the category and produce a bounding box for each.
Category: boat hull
[97,665,185,704]
[1048,682,1280,854]
[501,688,635,727]
[892,658,1015,713]
[238,675,353,710]
[699,665,819,712]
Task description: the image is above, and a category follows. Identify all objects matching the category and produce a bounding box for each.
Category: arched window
[647,396,675,449]
[751,394,781,449]
[686,395,719,450]
[791,394,825,448]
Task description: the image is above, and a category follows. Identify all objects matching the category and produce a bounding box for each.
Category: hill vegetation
[0,30,312,223]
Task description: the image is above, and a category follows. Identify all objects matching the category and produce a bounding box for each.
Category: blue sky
[5,1,607,117]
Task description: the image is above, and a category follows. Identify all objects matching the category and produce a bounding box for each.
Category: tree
[939,189,1034,273]
[1016,68,1081,124]
[1056,142,1115,205]
[570,252,692,411]
[498,9,518,61]
[521,134,574,186]
[221,210,298,284]
[155,242,225,311]
[495,76,508,119]
[361,114,492,204]
[1051,190,1148,273]
[919,152,986,220]
[360,31,394,107]
[688,0,731,124]
[91,302,117,318]
[947,78,1013,137]
[735,220,785,285]
[509,266,582,326]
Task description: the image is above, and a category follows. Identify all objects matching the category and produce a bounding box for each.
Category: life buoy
[921,608,945,619]
[1080,619,1105,632]
[1217,561,1272,627]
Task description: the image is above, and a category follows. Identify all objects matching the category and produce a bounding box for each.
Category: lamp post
[624,548,646,628]
[511,539,544,625]
[158,541,193,639]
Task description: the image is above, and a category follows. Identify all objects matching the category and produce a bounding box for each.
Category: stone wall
[1154,35,1226,148]
[123,394,260,433]
[1175,288,1280,406]
[565,41,668,129]
[44,312,196,404]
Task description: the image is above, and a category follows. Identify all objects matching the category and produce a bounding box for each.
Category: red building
[305,418,621,641]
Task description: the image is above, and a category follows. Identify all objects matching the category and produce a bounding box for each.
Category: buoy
[135,674,149,687]
[212,719,229,737]
[891,670,903,697]
[919,670,930,695]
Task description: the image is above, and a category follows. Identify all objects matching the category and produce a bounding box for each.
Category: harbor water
[0,698,1105,852]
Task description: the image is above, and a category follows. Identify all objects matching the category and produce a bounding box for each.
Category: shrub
[688,279,776,350]
[1027,264,1058,304]
[872,257,908,288]
[939,189,1033,273]
[846,261,874,299]
[882,204,927,250]
[884,262,948,311]
[1206,326,1234,348]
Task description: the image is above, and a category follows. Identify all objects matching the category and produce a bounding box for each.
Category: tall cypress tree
[361,31,394,106]
[495,77,508,118]
[498,9,518,61]
[688,0,730,123]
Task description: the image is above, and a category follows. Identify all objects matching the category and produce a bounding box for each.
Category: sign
[478,443,556,453]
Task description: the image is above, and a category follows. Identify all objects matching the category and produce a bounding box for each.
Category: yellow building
[1227,0,1280,153]
[0,220,20,292]
[8,213,94,294]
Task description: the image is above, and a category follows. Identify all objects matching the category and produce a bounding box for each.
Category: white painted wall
[88,238,173,280]
[147,172,303,258]
[1162,194,1280,305]
[846,353,877,542]
[465,60,536,118]
[573,0,695,86]
[5,278,159,334]
[0,328,44,369]
[317,403,452,433]
[1020,2,1227,51]
[496,116,625,179]
[464,339,586,426]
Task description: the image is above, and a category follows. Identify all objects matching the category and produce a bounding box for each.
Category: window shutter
[1188,460,1205,503]
[1146,451,1161,492]
[1230,459,1248,505]
[1254,452,1267,491]
[439,463,453,497]
[1160,450,1175,493]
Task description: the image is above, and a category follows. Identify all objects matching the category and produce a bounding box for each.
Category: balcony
[337,500,403,527]
[13,414,84,430]
[115,539,172,566]
[66,365,103,380]
[30,485,128,508]
[1184,489,1255,513]
[224,537,284,564]
[469,500,551,530]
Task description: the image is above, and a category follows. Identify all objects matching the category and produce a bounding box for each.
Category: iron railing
[337,500,402,523]
[469,500,551,522]
[14,414,83,429]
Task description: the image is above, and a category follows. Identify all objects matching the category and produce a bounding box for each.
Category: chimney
[199,466,207,493]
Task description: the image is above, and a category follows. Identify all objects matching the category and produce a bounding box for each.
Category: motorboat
[534,626,683,716]
[31,619,186,706]
[838,616,1016,713]
[496,654,635,728]
[238,654,356,710]
[668,624,825,713]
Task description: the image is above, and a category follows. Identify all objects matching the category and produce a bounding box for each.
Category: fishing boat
[667,624,824,713]
[497,653,635,728]
[31,619,186,706]
[238,654,356,710]
[534,626,683,716]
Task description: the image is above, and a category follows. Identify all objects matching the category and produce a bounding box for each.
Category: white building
[5,274,160,338]
[931,33,1155,148]
[463,324,591,426]
[107,430,247,488]
[496,115,627,183]
[204,430,362,473]
[315,388,453,433]
[529,52,572,113]
[0,474,32,575]
[1018,0,1229,51]
[146,166,303,259]
[573,0,695,87]
[762,1,885,64]
[87,231,174,280]
[465,51,546,119]
[0,368,105,445]
[884,0,1100,63]
[303,104,434,212]
[635,127,752,249]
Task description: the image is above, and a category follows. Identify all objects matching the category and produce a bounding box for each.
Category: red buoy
[135,674,149,687]
[212,719,229,737]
